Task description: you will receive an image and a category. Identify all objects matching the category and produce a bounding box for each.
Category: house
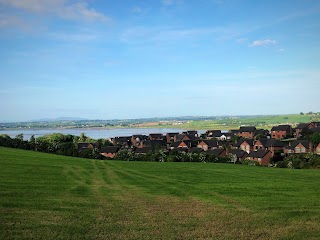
[166,132,179,143]
[170,141,190,149]
[188,147,203,154]
[100,146,119,158]
[131,135,147,147]
[254,129,269,139]
[140,140,166,149]
[253,138,285,156]
[248,150,272,166]
[77,142,99,150]
[236,138,255,153]
[135,147,153,154]
[314,143,320,155]
[112,136,131,147]
[228,149,248,162]
[311,122,320,128]
[284,140,312,154]
[217,132,234,141]
[295,123,315,138]
[149,133,164,140]
[237,126,256,138]
[206,148,226,157]
[174,134,190,142]
[206,130,222,138]
[311,127,320,133]
[197,140,220,151]
[271,125,292,139]
[183,130,198,137]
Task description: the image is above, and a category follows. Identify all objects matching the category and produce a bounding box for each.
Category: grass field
[152,114,318,130]
[1,147,320,239]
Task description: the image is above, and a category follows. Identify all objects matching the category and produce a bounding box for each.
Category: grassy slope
[1,147,320,239]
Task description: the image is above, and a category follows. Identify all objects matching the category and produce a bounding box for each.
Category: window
[295,147,300,153]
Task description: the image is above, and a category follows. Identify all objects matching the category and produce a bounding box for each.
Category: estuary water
[0,128,206,140]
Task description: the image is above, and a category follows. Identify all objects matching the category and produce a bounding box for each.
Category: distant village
[79,122,320,166]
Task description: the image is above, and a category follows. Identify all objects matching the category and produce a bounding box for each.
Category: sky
[1,0,320,122]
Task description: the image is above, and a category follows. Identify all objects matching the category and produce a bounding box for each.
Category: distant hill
[32,117,88,122]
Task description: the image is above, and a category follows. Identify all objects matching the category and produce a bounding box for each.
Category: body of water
[0,128,207,140]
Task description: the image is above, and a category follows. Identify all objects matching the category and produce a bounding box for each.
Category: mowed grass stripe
[1,147,320,239]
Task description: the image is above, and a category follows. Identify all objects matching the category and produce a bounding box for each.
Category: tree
[79,133,87,142]
[300,112,304,115]
[310,133,320,145]
[15,134,24,141]
[29,135,36,150]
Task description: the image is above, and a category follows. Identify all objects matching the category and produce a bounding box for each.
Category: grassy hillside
[1,147,320,239]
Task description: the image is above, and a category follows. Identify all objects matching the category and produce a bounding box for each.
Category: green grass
[156,114,315,130]
[1,147,320,239]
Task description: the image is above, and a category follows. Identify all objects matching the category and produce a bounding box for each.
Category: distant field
[1,147,320,239]
[155,114,316,130]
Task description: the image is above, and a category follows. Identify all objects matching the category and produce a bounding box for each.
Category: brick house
[311,122,320,128]
[174,134,190,142]
[100,146,119,158]
[149,133,164,140]
[112,136,131,147]
[206,148,226,157]
[139,140,166,149]
[254,129,269,139]
[197,140,221,151]
[206,130,222,139]
[166,132,179,143]
[248,150,272,166]
[284,140,312,154]
[131,135,147,147]
[295,123,315,138]
[253,138,285,156]
[236,138,254,153]
[135,147,153,154]
[170,140,190,149]
[237,126,256,139]
[183,130,198,137]
[189,147,203,154]
[228,149,248,162]
[271,125,293,139]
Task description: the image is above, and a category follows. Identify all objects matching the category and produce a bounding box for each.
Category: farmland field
[1,147,320,239]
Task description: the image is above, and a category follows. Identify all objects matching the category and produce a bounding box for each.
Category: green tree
[310,133,320,145]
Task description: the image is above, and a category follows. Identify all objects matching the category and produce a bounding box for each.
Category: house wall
[254,141,265,151]
[240,142,252,153]
[294,143,310,153]
[250,152,272,166]
[197,142,208,151]
[271,130,287,139]
[238,132,254,139]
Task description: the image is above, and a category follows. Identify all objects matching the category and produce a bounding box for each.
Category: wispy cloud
[250,39,276,47]
[0,0,110,27]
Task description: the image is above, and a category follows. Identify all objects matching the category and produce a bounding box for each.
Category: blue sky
[1,0,320,122]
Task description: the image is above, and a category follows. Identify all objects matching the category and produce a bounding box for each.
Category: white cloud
[0,0,109,23]
[250,39,276,47]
